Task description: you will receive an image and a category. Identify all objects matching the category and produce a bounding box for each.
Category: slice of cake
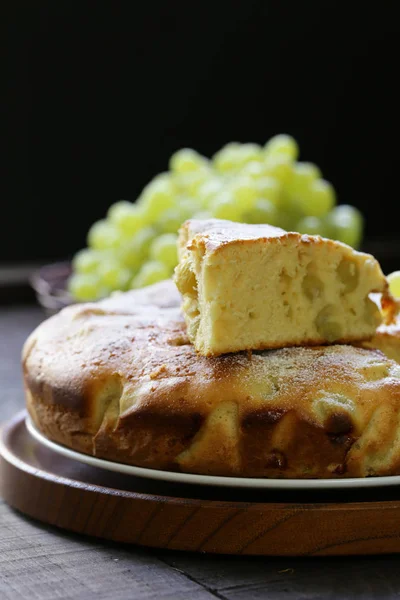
[174,218,395,356]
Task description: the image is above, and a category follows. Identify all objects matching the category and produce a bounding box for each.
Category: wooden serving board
[2,411,400,556]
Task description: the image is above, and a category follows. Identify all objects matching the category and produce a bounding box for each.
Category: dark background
[3,1,400,264]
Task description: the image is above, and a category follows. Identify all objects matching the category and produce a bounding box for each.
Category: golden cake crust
[24,280,400,479]
[179,218,288,254]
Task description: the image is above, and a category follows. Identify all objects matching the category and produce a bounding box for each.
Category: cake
[23,280,400,479]
[361,303,400,363]
[174,219,394,356]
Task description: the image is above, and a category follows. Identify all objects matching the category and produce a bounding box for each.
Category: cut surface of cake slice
[174,218,394,356]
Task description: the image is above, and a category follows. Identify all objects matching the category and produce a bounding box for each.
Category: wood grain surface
[2,306,400,599]
[4,412,400,558]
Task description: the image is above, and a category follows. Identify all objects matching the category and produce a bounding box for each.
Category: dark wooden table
[2,305,400,599]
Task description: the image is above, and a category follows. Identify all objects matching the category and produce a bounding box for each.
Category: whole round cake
[23,280,400,478]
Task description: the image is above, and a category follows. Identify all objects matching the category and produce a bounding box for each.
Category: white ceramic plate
[26,416,400,490]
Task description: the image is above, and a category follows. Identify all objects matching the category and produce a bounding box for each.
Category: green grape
[321,214,336,239]
[240,161,265,179]
[264,134,299,161]
[296,216,326,236]
[326,205,364,248]
[276,195,305,231]
[264,155,292,185]
[131,261,170,288]
[295,179,336,217]
[212,193,243,221]
[98,259,131,291]
[197,179,224,207]
[72,248,103,274]
[213,142,261,174]
[152,170,178,189]
[139,175,176,220]
[285,162,321,200]
[236,143,263,167]
[108,201,145,237]
[117,242,142,271]
[131,227,157,260]
[68,273,106,301]
[212,142,242,173]
[150,233,178,269]
[169,148,207,173]
[192,210,213,220]
[245,199,278,226]
[87,220,120,250]
[174,166,211,196]
[117,227,156,270]
[157,208,184,233]
[178,196,202,220]
[387,271,400,299]
[230,176,258,210]
[107,200,132,221]
[256,176,281,206]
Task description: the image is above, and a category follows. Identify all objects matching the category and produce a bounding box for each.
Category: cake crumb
[150,364,167,379]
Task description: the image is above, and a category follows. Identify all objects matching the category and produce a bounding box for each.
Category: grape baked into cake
[24,280,400,479]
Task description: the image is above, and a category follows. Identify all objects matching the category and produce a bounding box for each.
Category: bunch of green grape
[69,134,364,301]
